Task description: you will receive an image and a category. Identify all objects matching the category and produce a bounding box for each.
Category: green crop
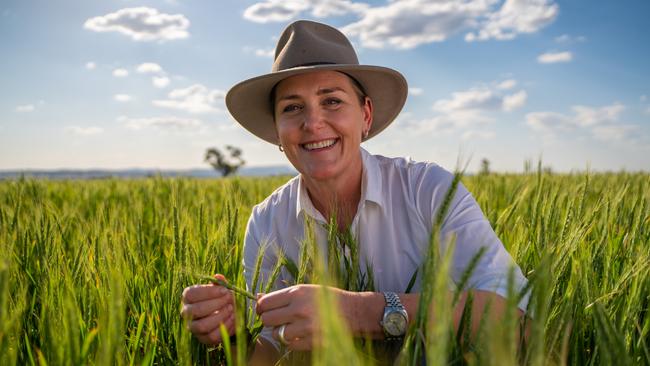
[0,170,648,365]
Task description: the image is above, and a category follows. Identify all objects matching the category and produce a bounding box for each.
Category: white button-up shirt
[243,148,529,348]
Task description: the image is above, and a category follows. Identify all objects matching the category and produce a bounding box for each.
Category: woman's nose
[302,106,325,131]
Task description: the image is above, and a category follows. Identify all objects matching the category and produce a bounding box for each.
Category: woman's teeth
[303,139,336,150]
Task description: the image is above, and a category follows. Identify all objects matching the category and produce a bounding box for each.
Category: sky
[1,0,649,173]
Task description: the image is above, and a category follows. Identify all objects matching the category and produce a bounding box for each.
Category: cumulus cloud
[113,68,129,77]
[152,84,225,114]
[243,0,558,49]
[465,0,559,42]
[409,87,424,96]
[412,79,525,134]
[114,94,132,102]
[65,126,104,136]
[255,48,275,58]
[118,115,202,130]
[433,84,526,114]
[244,0,369,23]
[152,76,170,88]
[502,90,527,111]
[497,79,517,90]
[554,34,586,43]
[537,51,572,64]
[86,62,96,70]
[84,7,190,42]
[16,104,35,112]
[136,62,163,73]
[591,125,639,142]
[461,130,496,140]
[135,62,170,88]
[434,88,502,113]
[526,102,639,142]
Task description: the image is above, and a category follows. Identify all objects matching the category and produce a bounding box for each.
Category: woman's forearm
[343,290,526,341]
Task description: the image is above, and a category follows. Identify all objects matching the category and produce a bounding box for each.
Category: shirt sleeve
[416,165,530,312]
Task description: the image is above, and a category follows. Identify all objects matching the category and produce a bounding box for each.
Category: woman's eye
[324,98,341,106]
[282,104,301,113]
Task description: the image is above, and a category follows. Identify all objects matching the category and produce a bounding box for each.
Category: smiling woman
[181,20,530,365]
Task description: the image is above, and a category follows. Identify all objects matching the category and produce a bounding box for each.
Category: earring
[279,144,284,152]
[363,130,369,139]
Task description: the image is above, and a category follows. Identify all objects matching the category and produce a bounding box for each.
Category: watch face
[385,312,407,336]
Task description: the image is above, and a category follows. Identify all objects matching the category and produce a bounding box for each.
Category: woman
[181,20,529,364]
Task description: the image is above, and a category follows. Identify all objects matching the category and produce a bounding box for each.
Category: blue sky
[1,0,649,172]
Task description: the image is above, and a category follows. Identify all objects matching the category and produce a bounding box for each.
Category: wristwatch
[380,292,408,339]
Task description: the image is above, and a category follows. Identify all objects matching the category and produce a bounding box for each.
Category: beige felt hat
[225,20,408,145]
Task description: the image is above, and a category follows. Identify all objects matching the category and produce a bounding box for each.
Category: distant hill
[0,166,297,180]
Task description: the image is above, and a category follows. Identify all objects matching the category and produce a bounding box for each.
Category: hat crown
[272,20,359,72]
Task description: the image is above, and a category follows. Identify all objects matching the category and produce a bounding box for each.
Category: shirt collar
[295,147,384,221]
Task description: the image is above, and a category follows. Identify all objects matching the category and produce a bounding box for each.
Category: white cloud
[497,79,517,90]
[554,34,586,43]
[254,48,275,58]
[537,51,572,64]
[113,68,129,77]
[85,62,96,70]
[244,0,368,23]
[526,102,639,142]
[152,84,225,114]
[244,1,308,23]
[572,103,624,127]
[119,116,202,130]
[592,125,639,142]
[465,0,559,42]
[502,90,527,111]
[245,0,558,49]
[84,7,190,42]
[641,95,647,102]
[434,88,502,113]
[525,111,573,133]
[136,62,163,73]
[114,94,132,102]
[65,126,104,136]
[15,104,35,112]
[461,130,496,140]
[420,80,525,135]
[152,76,170,88]
[409,87,424,96]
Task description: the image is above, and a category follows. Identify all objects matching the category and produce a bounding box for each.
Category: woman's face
[273,71,373,181]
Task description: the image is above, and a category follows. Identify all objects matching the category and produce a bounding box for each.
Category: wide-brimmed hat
[225,20,408,145]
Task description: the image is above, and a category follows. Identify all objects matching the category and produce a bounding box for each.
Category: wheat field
[0,170,648,365]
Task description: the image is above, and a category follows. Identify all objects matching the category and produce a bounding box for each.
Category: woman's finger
[256,287,294,313]
[188,305,233,334]
[181,292,233,320]
[259,302,295,327]
[182,284,229,304]
[195,313,237,345]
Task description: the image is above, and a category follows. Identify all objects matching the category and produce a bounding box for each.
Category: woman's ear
[363,96,373,132]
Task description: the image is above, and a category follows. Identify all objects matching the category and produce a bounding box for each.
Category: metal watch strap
[384,292,404,309]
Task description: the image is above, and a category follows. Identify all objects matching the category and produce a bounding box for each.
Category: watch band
[383,292,404,309]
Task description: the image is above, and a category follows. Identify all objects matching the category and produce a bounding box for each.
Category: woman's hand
[256,284,356,351]
[181,274,236,345]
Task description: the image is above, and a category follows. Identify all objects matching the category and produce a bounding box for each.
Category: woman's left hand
[256,284,353,351]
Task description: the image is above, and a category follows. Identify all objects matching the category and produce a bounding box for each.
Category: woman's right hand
[181,274,236,345]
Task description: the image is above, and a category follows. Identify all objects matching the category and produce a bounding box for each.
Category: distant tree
[205,145,245,177]
[480,158,491,175]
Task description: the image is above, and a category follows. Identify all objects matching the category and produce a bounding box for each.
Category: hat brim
[226,64,408,145]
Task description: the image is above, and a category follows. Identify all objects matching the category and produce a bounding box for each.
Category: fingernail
[219,287,227,295]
